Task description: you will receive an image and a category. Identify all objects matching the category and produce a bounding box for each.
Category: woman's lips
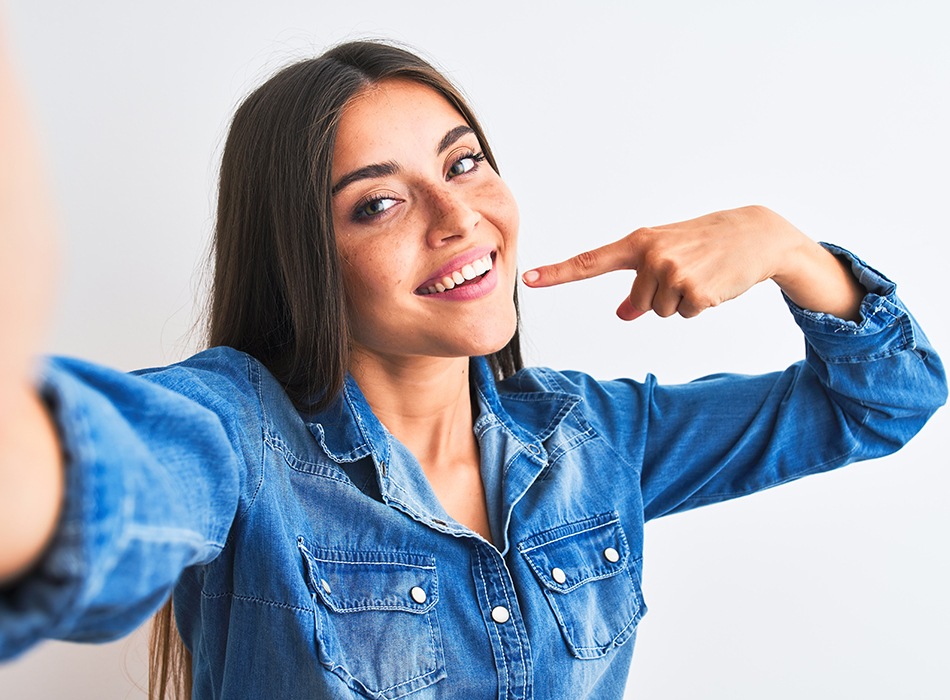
[419,262,498,301]
[416,251,494,295]
[415,245,495,294]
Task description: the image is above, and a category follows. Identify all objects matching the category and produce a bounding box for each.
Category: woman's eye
[354,196,398,220]
[447,151,485,179]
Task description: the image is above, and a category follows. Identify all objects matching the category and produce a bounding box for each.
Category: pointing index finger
[522,236,638,288]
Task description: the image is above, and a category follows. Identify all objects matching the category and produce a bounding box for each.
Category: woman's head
[208,41,522,410]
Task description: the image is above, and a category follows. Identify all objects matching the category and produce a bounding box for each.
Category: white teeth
[422,253,494,295]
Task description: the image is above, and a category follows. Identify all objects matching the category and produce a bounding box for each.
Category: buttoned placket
[377,439,541,699]
[463,433,556,700]
[473,543,533,700]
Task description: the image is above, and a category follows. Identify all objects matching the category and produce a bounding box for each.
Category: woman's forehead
[332,79,470,175]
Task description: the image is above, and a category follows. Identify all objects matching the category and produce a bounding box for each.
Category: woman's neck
[348,350,476,468]
[348,349,493,543]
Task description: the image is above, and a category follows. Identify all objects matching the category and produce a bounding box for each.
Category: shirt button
[551,567,567,584]
[320,578,332,594]
[410,586,427,604]
[491,606,510,624]
[603,547,620,563]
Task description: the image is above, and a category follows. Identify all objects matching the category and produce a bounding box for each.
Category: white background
[2,1,948,698]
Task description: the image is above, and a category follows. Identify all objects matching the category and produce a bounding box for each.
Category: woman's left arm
[524,205,947,519]
[522,205,864,322]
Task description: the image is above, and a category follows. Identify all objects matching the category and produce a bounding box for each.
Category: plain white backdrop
[2,1,948,698]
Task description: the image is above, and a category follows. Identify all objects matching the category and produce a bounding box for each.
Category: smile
[417,252,494,295]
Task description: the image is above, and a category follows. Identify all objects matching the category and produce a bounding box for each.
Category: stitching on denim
[342,382,391,468]
[309,558,435,571]
[532,366,559,393]
[319,601,432,614]
[308,421,371,463]
[519,515,620,554]
[199,589,311,614]
[546,426,597,463]
[375,662,443,698]
[475,550,510,696]
[264,431,355,487]
[491,551,529,697]
[520,545,628,593]
[818,297,916,363]
[544,564,642,657]
[299,539,437,565]
[569,568,642,653]
[500,391,581,438]
[532,421,598,482]
[500,445,525,478]
[238,356,266,519]
[541,554,629,594]
[388,479,443,524]
[66,372,111,580]
[301,541,440,613]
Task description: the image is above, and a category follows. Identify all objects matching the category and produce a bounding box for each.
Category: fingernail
[523,270,540,284]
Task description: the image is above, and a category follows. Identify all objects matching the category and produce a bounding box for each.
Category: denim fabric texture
[1,245,946,699]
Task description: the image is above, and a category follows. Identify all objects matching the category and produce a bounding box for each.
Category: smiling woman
[333,80,519,362]
[0,34,947,700]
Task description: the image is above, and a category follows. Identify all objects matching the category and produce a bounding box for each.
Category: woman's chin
[466,318,519,358]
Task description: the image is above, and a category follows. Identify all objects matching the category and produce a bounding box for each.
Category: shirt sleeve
[0,347,264,660]
[558,244,946,522]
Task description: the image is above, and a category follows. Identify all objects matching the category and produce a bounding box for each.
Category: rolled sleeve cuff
[0,358,128,659]
[783,243,918,364]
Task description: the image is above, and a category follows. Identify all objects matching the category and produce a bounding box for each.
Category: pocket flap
[518,512,629,593]
[298,539,438,614]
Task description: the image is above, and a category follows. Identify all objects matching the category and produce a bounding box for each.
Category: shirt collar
[305,356,581,505]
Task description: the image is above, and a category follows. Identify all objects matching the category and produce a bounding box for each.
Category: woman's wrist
[0,383,64,585]
[771,238,866,321]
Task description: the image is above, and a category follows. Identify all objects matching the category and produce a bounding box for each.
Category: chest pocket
[517,512,645,659]
[298,539,445,699]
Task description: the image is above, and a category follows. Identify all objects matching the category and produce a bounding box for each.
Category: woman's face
[331,79,519,366]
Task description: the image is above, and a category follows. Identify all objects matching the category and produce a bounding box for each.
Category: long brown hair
[148,41,523,698]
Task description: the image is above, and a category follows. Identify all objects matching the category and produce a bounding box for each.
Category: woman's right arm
[0,21,65,584]
[0,27,257,658]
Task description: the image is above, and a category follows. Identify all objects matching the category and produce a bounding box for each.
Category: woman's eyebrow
[331,125,475,197]
[331,161,399,196]
[437,125,475,154]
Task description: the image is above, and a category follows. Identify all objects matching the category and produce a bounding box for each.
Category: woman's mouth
[416,252,494,295]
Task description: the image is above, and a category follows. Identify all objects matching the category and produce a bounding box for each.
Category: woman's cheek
[485,181,519,246]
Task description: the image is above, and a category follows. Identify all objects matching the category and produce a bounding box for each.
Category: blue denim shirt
[1,246,946,699]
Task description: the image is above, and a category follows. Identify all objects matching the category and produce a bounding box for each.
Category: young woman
[0,40,945,700]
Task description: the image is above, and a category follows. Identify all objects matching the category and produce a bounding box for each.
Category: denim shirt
[0,246,946,699]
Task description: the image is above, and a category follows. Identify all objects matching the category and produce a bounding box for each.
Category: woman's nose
[424,186,480,247]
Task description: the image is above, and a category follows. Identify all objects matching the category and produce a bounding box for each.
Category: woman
[0,40,945,699]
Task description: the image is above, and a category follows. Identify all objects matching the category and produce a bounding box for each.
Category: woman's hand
[0,23,64,584]
[522,205,866,322]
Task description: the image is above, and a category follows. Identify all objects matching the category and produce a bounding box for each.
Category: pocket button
[551,567,567,584]
[603,547,620,563]
[410,586,427,604]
